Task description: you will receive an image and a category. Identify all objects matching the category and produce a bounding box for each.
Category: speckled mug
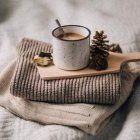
[52,25,91,70]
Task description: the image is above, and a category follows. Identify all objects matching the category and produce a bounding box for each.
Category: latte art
[58,32,85,40]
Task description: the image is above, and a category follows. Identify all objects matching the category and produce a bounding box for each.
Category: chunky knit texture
[10,38,120,104]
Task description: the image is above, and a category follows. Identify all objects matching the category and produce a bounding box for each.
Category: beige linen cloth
[0,38,140,135]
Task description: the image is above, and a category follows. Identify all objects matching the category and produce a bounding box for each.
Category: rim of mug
[52,25,91,41]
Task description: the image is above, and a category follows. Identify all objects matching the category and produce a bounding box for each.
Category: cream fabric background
[0,0,140,140]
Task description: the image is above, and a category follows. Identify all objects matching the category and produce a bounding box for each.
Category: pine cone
[92,30,110,50]
[90,46,109,58]
[109,44,122,53]
[89,54,108,70]
[89,31,109,70]
[89,31,123,70]
[89,47,109,70]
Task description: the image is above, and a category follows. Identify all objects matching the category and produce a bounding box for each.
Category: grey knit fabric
[10,38,120,104]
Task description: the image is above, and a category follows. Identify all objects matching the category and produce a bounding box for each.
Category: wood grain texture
[37,52,140,80]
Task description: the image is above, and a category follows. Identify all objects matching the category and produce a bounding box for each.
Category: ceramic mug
[52,25,91,70]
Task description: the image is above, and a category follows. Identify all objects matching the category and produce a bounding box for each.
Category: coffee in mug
[57,32,85,40]
[52,25,91,70]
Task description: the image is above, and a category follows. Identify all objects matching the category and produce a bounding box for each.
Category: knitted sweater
[0,55,139,135]
[10,38,120,104]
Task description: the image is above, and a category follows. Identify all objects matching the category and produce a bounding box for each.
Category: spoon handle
[55,19,65,35]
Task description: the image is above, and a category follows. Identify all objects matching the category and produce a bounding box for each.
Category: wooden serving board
[37,52,140,80]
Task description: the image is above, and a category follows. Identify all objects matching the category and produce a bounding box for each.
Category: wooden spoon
[37,52,140,80]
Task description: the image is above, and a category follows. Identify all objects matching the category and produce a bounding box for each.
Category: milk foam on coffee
[58,32,85,40]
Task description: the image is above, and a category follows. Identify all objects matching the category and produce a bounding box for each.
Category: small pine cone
[89,54,108,70]
[109,44,122,53]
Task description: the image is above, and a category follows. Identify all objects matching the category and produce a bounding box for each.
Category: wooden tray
[37,52,140,80]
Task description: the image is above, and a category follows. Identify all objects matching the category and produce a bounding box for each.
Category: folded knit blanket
[1,59,139,136]
[10,38,120,104]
